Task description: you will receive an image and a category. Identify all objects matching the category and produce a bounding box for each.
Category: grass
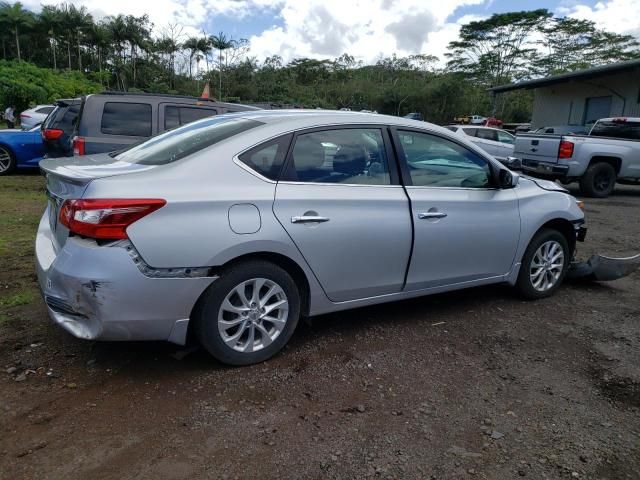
[0,174,46,319]
[0,291,35,308]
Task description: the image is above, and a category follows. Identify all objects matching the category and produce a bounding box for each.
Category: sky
[20,0,640,65]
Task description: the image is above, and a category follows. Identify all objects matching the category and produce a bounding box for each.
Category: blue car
[0,126,44,175]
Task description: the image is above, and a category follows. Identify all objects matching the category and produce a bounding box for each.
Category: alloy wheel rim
[594,171,612,192]
[529,240,565,292]
[218,278,289,353]
[0,148,11,173]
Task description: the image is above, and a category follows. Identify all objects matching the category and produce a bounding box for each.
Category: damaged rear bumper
[567,254,640,281]
[35,211,215,345]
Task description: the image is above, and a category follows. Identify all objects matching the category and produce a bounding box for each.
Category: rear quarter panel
[568,136,639,178]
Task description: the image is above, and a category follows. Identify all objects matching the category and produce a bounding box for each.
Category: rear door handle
[418,212,447,219]
[291,215,330,224]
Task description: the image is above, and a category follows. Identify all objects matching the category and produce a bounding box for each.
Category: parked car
[533,125,587,135]
[513,117,640,197]
[19,105,55,130]
[453,114,487,125]
[483,117,503,127]
[0,125,44,175]
[37,110,586,365]
[41,92,259,158]
[404,112,424,121]
[446,125,515,164]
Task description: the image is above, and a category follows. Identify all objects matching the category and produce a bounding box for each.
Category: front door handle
[418,212,447,219]
[291,215,330,224]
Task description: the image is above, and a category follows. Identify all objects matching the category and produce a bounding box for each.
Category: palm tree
[182,36,199,78]
[123,15,150,87]
[0,2,33,61]
[210,32,233,99]
[59,3,92,70]
[197,35,211,72]
[87,23,111,85]
[39,5,62,69]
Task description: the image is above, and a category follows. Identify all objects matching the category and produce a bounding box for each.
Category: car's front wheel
[194,260,300,365]
[516,229,570,299]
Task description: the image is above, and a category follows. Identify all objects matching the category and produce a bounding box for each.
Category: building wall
[531,69,640,128]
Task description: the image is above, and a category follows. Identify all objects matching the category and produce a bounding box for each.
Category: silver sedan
[36,111,586,365]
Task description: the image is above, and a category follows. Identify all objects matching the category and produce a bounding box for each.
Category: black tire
[0,145,16,176]
[194,260,300,366]
[515,228,570,300]
[579,162,616,198]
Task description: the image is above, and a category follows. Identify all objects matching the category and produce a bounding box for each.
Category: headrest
[333,145,367,176]
[293,137,325,171]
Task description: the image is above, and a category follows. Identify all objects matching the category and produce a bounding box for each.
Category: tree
[182,36,199,78]
[0,2,33,61]
[535,17,640,75]
[210,32,234,99]
[446,9,552,85]
[38,5,62,69]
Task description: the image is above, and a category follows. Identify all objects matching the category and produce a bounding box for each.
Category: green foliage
[0,60,100,111]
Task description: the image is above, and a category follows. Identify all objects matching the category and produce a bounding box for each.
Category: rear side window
[238,134,292,180]
[590,120,640,140]
[281,128,391,185]
[165,106,218,130]
[101,102,152,137]
[475,128,498,141]
[114,117,262,165]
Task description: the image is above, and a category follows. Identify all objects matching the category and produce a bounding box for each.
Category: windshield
[114,116,263,165]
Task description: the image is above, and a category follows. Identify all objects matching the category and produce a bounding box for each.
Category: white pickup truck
[512,117,640,197]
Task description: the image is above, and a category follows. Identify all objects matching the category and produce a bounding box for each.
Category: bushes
[0,60,101,111]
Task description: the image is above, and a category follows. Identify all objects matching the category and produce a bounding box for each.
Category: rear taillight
[72,136,85,155]
[20,114,31,118]
[42,128,64,140]
[59,199,166,240]
[558,140,574,159]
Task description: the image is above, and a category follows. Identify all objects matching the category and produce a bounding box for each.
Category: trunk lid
[513,133,562,164]
[41,154,158,249]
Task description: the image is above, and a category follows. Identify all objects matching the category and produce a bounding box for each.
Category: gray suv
[41,92,259,157]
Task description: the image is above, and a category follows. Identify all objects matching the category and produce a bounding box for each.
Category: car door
[472,128,502,157]
[495,129,515,159]
[273,126,412,302]
[391,128,520,290]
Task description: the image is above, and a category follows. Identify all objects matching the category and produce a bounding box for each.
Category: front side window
[238,134,292,180]
[497,130,515,144]
[114,117,262,165]
[282,128,391,185]
[101,102,152,137]
[397,130,492,188]
[164,106,218,130]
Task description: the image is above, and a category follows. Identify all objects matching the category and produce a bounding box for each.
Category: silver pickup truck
[513,117,640,197]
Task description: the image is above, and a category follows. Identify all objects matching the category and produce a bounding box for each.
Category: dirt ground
[1,175,639,480]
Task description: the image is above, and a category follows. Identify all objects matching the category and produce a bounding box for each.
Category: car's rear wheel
[194,260,300,365]
[0,146,16,175]
[516,229,570,299]
[579,162,616,198]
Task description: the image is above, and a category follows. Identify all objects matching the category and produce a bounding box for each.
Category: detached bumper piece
[567,254,640,281]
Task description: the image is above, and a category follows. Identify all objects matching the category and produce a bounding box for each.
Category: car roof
[596,117,640,122]
[86,92,260,110]
[231,109,453,134]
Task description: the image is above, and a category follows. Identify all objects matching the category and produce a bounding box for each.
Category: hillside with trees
[0,2,638,123]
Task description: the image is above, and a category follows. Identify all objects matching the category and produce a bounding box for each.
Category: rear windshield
[43,102,80,133]
[114,116,262,165]
[590,120,640,140]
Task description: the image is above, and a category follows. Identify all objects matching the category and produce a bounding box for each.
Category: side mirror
[504,156,521,169]
[499,169,519,189]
